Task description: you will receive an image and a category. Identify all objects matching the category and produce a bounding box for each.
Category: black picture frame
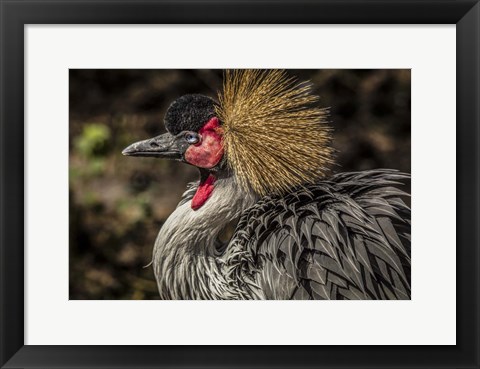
[1,1,479,368]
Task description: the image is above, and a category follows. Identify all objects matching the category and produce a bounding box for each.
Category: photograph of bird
[122,69,411,300]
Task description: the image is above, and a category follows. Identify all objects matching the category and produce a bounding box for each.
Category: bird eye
[184,132,200,145]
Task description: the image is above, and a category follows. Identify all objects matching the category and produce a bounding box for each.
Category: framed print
[1,1,479,368]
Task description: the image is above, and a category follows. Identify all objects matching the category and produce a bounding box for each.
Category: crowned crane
[123,70,411,300]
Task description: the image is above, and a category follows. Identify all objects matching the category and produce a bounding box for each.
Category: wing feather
[232,169,411,300]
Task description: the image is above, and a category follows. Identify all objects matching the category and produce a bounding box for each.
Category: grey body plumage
[153,169,411,300]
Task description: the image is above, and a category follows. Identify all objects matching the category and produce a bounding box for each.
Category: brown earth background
[69,69,411,300]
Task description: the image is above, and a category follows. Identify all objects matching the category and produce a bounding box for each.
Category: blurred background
[69,69,411,300]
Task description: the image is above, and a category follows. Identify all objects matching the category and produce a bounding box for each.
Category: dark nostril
[150,142,159,148]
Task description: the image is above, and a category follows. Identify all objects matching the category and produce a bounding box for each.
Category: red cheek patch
[191,174,216,210]
[185,117,224,168]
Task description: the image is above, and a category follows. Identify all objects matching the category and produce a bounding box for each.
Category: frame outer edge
[0,0,477,24]
[457,2,480,368]
[0,0,25,368]
[0,0,479,368]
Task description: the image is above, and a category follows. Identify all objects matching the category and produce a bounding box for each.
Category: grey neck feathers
[152,175,262,299]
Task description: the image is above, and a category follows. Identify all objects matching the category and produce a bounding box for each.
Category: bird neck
[152,174,261,299]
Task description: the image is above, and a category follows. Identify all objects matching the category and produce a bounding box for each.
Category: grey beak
[122,132,182,159]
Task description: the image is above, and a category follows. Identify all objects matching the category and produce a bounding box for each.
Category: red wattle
[184,117,224,169]
[191,174,216,210]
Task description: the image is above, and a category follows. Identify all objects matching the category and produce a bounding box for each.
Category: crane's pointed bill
[122,132,182,159]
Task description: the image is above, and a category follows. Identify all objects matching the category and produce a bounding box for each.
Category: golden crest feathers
[216,69,333,196]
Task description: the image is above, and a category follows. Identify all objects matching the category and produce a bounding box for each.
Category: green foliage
[71,123,111,179]
[75,123,111,158]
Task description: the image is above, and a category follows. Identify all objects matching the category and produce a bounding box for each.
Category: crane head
[122,94,225,171]
[123,70,334,210]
